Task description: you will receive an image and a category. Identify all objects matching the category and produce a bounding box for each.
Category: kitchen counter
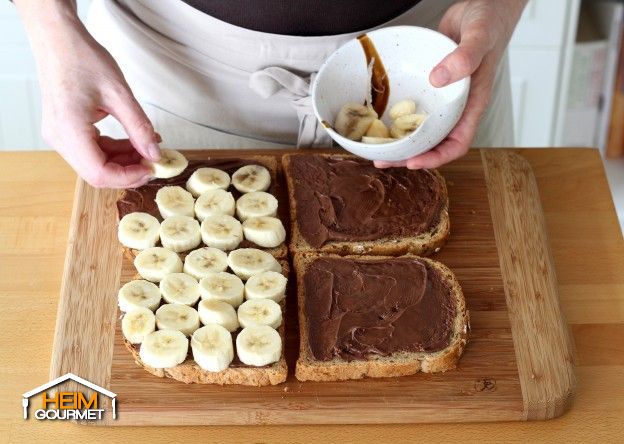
[0,148,622,443]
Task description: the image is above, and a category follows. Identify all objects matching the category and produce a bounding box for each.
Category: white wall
[0,0,90,150]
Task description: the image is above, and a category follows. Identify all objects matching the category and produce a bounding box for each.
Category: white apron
[87,0,513,149]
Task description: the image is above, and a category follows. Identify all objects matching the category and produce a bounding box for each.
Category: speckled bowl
[312,26,469,162]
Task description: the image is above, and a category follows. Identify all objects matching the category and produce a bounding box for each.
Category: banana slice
[155,304,200,336]
[393,113,427,132]
[199,272,245,307]
[191,325,233,372]
[118,279,162,312]
[361,136,398,145]
[390,124,409,139]
[194,189,236,222]
[244,271,287,303]
[183,247,228,280]
[139,330,189,369]
[142,149,188,179]
[235,191,278,221]
[227,248,282,280]
[242,216,286,248]
[197,299,239,332]
[122,307,156,344]
[155,186,195,218]
[231,165,271,193]
[236,325,282,367]
[159,215,201,253]
[389,100,417,121]
[118,212,160,250]
[334,103,378,141]
[200,214,243,251]
[186,167,230,197]
[237,299,282,329]
[134,247,183,283]
[159,272,200,306]
[364,119,391,138]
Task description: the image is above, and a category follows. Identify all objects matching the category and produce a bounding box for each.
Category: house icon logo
[22,373,117,421]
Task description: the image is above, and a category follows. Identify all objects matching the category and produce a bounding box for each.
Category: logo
[22,373,117,421]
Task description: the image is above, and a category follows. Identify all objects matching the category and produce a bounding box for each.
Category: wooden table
[0,149,622,443]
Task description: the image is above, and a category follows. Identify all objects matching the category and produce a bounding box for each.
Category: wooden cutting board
[49,149,575,425]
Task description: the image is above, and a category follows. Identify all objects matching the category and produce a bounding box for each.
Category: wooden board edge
[95,404,522,426]
[481,149,576,420]
[49,178,121,416]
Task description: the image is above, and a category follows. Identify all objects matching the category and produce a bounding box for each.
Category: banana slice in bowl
[191,324,234,372]
[155,186,195,218]
[118,212,160,250]
[160,215,201,253]
[195,189,236,221]
[118,279,162,312]
[159,272,200,306]
[244,271,287,303]
[235,191,278,221]
[199,272,245,307]
[183,247,228,279]
[139,330,189,369]
[186,167,230,197]
[142,149,188,179]
[227,248,282,280]
[155,304,200,336]
[237,299,282,329]
[200,214,243,251]
[134,247,183,282]
[231,165,271,193]
[122,307,156,344]
[236,325,282,367]
[242,216,286,248]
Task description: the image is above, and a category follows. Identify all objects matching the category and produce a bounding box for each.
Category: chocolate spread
[288,155,445,248]
[303,257,455,361]
[117,158,267,220]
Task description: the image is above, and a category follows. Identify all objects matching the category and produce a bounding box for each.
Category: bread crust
[293,253,469,382]
[122,261,290,386]
[283,153,450,256]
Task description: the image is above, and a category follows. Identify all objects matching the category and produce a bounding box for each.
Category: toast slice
[117,154,288,259]
[283,153,449,256]
[122,260,290,386]
[294,253,468,382]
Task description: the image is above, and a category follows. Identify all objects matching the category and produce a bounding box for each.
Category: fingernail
[148,143,161,161]
[431,66,450,87]
[374,161,391,169]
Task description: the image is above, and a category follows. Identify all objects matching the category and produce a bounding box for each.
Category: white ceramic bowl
[312,26,469,162]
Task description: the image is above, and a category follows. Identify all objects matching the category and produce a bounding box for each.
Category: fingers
[374,160,407,168]
[91,161,152,188]
[53,124,152,188]
[404,61,495,169]
[430,28,492,87]
[105,88,161,161]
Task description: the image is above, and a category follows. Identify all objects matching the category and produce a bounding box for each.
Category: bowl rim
[311,25,470,149]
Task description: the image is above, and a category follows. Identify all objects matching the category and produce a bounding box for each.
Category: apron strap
[249,67,333,148]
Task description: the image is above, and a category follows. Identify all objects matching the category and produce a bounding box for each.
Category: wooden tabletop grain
[0,148,622,443]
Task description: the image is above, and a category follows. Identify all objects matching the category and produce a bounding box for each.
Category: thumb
[430,29,491,88]
[108,91,161,161]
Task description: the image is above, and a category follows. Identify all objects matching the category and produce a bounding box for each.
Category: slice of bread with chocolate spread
[117,154,288,259]
[294,253,469,382]
[283,153,449,256]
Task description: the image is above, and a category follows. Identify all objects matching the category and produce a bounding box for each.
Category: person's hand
[375,0,527,169]
[14,0,160,188]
